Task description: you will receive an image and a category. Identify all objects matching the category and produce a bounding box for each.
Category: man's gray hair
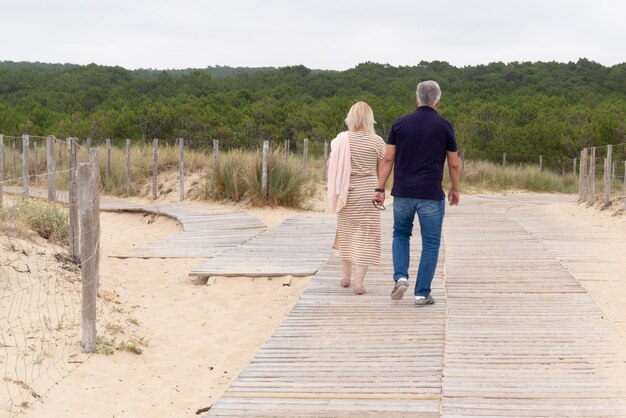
[416,80,442,107]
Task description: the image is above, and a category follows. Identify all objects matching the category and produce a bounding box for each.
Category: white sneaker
[390,278,408,300]
[415,295,435,306]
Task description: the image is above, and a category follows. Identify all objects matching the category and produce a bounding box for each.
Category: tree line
[0,59,624,170]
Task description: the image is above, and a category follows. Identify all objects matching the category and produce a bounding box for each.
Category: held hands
[374,188,458,206]
[448,188,460,206]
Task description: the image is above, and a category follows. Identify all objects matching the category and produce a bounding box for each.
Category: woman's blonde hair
[344,101,376,132]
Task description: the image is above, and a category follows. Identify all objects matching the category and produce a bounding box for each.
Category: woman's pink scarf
[327,131,351,213]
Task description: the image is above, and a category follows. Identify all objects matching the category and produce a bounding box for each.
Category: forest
[0,59,624,171]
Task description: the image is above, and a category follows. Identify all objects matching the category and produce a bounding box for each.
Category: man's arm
[447,151,461,206]
[374,145,396,204]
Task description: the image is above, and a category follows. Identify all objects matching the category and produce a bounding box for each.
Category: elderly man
[374,80,461,306]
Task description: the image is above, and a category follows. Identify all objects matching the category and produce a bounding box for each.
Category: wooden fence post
[603,145,612,205]
[12,141,17,179]
[68,138,80,263]
[22,135,29,196]
[179,138,185,201]
[323,140,329,180]
[152,139,158,200]
[284,139,290,159]
[125,139,131,195]
[47,135,56,201]
[89,149,101,286]
[0,134,3,207]
[58,137,63,169]
[78,159,99,353]
[213,139,219,180]
[539,155,543,171]
[573,157,577,175]
[33,140,39,178]
[612,161,616,179]
[261,140,269,200]
[303,138,309,169]
[587,147,596,203]
[502,152,506,166]
[105,138,111,182]
[85,137,92,150]
[578,149,587,201]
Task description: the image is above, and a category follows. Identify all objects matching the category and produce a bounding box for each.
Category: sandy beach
[16,200,315,417]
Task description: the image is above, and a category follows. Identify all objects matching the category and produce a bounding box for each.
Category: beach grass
[0,198,69,243]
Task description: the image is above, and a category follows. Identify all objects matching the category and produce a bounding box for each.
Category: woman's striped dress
[332,130,387,266]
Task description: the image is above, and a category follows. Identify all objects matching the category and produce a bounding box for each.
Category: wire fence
[461,150,579,175]
[0,135,330,203]
[3,133,624,206]
[1,135,101,416]
[1,231,82,415]
[7,132,623,204]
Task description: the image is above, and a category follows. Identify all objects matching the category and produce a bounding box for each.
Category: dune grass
[193,149,253,202]
[192,148,317,208]
[247,149,318,208]
[0,199,69,243]
[444,160,579,194]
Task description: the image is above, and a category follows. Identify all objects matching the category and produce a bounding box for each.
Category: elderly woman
[327,101,387,294]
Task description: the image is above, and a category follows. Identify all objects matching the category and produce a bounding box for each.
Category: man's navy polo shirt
[388,106,458,200]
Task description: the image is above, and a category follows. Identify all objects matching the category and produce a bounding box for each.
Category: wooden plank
[104,204,266,259]
[190,216,336,277]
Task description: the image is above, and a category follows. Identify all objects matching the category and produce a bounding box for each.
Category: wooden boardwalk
[12,187,337,275]
[6,187,267,259]
[206,195,626,417]
[190,216,336,277]
[105,203,266,259]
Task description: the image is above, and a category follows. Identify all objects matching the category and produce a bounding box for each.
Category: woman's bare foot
[354,265,367,295]
[340,277,351,287]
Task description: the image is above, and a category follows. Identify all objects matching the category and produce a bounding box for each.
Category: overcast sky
[2,0,624,70]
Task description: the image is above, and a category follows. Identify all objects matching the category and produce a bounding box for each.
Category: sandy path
[23,210,311,417]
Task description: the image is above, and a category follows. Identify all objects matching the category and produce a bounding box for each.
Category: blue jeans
[392,197,445,297]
